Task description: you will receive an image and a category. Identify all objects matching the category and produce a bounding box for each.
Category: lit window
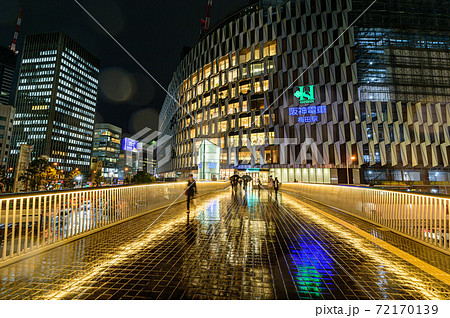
[239,117,251,129]
[219,56,229,71]
[239,48,251,64]
[228,68,239,82]
[228,102,239,114]
[212,75,220,88]
[239,82,251,95]
[251,62,264,76]
[263,41,277,57]
[204,64,211,78]
[219,121,227,132]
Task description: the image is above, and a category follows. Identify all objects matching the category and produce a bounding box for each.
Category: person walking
[186,174,197,213]
[268,176,274,192]
[230,175,238,194]
[274,177,280,197]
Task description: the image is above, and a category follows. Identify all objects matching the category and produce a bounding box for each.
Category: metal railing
[282,183,450,252]
[0,182,228,264]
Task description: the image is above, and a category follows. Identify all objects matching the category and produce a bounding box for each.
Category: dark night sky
[0,0,249,136]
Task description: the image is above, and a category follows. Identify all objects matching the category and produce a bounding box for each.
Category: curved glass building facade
[158,0,450,184]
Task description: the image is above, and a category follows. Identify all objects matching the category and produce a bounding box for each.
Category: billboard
[122,138,138,152]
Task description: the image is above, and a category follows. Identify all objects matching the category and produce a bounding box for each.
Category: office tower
[158,0,450,183]
[0,103,15,167]
[0,46,17,105]
[92,123,122,182]
[9,32,100,173]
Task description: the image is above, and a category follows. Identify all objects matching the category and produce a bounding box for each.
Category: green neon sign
[294,85,315,104]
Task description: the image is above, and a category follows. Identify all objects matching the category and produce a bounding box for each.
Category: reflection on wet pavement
[0,188,449,300]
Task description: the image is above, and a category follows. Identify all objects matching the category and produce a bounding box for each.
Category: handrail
[282,183,450,253]
[0,181,188,199]
[0,181,228,265]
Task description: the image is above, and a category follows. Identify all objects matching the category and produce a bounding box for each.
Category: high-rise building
[92,123,122,182]
[0,46,17,105]
[9,32,100,173]
[158,0,450,184]
[0,103,15,167]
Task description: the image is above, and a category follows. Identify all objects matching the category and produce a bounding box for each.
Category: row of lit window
[55,106,94,125]
[52,127,92,142]
[34,63,56,70]
[52,150,68,157]
[27,134,45,140]
[20,76,53,84]
[55,99,95,122]
[80,121,94,130]
[180,62,274,104]
[180,41,276,93]
[180,114,274,141]
[62,52,95,75]
[59,78,97,102]
[23,90,51,97]
[24,126,46,132]
[184,113,274,140]
[93,147,119,153]
[58,83,96,107]
[39,50,57,56]
[182,79,269,111]
[191,100,248,123]
[15,112,48,120]
[59,72,98,95]
[31,105,49,110]
[18,84,52,91]
[55,95,96,121]
[51,135,92,147]
[60,65,98,91]
[65,48,99,73]
[61,58,98,86]
[54,121,93,137]
[19,70,54,78]
[50,157,90,165]
[22,56,57,64]
[69,145,91,154]
[97,131,121,138]
[14,119,48,125]
[228,132,275,148]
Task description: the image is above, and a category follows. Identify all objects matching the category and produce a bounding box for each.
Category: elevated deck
[0,187,449,300]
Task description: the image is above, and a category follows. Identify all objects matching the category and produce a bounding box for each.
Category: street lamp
[124,167,129,183]
[347,156,356,185]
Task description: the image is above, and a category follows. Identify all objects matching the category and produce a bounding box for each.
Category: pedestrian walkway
[0,187,449,300]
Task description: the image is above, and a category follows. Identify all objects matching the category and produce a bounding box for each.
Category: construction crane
[200,0,213,35]
[10,9,23,54]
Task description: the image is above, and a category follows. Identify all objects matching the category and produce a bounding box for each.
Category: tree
[64,168,82,189]
[18,158,58,191]
[0,166,13,193]
[91,170,104,187]
[131,171,155,185]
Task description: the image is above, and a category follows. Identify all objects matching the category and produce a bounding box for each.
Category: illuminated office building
[157,0,449,184]
[0,46,17,105]
[0,103,15,167]
[9,33,100,172]
[92,123,122,182]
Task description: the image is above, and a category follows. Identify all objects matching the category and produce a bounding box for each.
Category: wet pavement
[0,187,449,300]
